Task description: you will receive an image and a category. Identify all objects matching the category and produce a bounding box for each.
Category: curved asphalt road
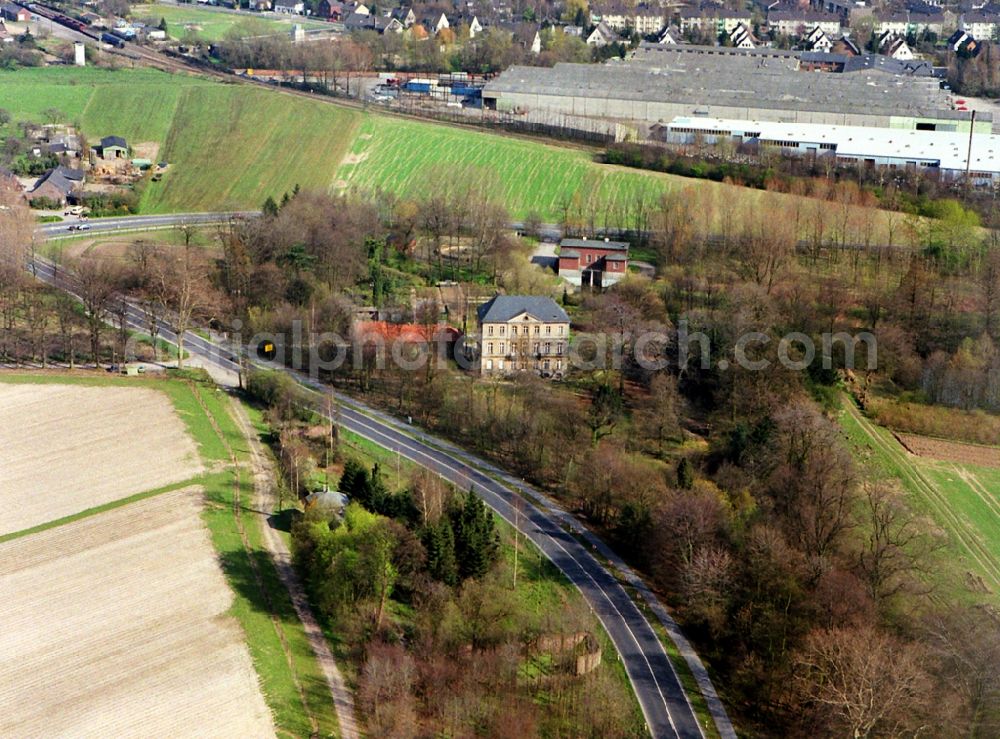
[32,218,736,739]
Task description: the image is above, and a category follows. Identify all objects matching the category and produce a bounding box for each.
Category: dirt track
[0,487,275,738]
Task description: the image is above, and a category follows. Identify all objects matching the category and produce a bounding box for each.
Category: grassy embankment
[0,371,342,738]
[838,394,1000,611]
[2,66,915,232]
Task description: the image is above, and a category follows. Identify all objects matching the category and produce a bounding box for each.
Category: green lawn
[142,85,361,212]
[132,3,329,42]
[336,115,686,221]
[839,395,1000,608]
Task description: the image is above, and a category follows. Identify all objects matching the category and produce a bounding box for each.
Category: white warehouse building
[665,116,1000,183]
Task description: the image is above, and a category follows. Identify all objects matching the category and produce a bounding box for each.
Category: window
[486,359,493,370]
[488,342,494,354]
[534,325,540,335]
[511,344,517,356]
[498,360,504,370]
[557,342,564,355]
[545,325,551,335]
[488,325,494,336]
[533,342,539,354]
[499,325,505,335]
[498,342,505,354]
[544,342,551,354]
[586,254,592,263]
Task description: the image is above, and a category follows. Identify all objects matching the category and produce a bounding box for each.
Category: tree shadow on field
[217,548,300,627]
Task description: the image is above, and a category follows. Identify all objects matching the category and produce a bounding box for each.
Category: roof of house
[560,237,629,252]
[477,295,570,324]
[606,253,628,261]
[274,0,302,7]
[559,249,580,258]
[33,166,83,197]
[354,320,460,342]
[100,135,127,148]
[305,490,348,509]
[55,165,84,181]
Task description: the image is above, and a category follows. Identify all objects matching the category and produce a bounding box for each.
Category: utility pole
[964,109,977,202]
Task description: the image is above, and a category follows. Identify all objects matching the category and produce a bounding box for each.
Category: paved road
[37,212,257,239]
[30,226,736,738]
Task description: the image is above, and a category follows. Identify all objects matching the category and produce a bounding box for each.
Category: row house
[767,9,842,37]
[961,12,998,41]
[678,5,752,35]
[594,4,667,35]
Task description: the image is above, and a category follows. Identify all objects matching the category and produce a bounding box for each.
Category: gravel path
[228,396,360,739]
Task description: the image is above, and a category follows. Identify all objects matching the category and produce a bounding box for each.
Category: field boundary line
[0,476,203,545]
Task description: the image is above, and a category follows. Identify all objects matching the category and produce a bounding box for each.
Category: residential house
[678,5,752,36]
[420,11,449,34]
[597,3,630,31]
[30,166,84,207]
[390,6,416,27]
[273,0,304,14]
[98,135,128,159]
[729,21,756,48]
[586,20,616,45]
[657,26,683,43]
[873,13,909,36]
[513,23,541,54]
[633,5,666,35]
[351,2,370,16]
[804,25,832,51]
[878,30,914,59]
[1,3,30,22]
[949,28,981,54]
[564,24,585,36]
[768,10,841,37]
[317,0,346,20]
[830,34,861,55]
[961,12,998,42]
[557,237,629,288]
[344,11,390,31]
[477,295,570,376]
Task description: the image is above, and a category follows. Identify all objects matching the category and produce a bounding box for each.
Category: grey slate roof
[560,238,629,252]
[477,295,569,324]
[100,135,127,149]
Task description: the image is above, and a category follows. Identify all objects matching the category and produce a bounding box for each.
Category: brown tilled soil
[0,383,203,535]
[0,488,275,738]
[895,432,1000,468]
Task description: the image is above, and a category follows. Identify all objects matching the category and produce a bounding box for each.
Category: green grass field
[132,3,329,42]
[839,395,1000,608]
[336,115,684,220]
[3,67,917,228]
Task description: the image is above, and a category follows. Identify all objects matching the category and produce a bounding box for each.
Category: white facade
[666,115,1000,181]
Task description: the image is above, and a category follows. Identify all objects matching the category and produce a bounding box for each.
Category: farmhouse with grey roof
[477,295,570,377]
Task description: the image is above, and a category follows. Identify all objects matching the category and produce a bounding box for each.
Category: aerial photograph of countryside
[3,0,1000,736]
